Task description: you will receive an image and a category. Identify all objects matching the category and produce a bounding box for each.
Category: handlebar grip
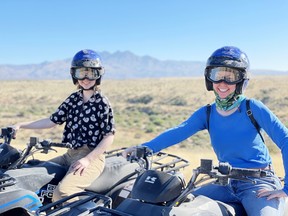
[218,162,266,178]
[116,152,122,157]
[0,127,16,140]
[230,168,266,178]
[49,142,72,149]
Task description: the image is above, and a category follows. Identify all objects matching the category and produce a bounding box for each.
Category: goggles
[72,67,101,80]
[206,67,244,84]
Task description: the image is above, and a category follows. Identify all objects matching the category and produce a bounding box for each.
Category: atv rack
[36,191,112,216]
[105,147,190,174]
[151,151,190,173]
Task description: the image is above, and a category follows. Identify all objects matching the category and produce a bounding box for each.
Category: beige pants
[49,145,105,202]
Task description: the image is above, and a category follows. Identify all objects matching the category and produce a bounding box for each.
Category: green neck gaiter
[214,91,246,111]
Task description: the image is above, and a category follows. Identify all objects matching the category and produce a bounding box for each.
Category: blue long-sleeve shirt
[142,98,288,194]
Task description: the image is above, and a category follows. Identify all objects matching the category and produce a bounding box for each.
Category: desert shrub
[127,95,153,104]
[168,96,187,106]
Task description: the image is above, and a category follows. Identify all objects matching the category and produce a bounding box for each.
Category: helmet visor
[72,68,100,80]
[206,67,244,84]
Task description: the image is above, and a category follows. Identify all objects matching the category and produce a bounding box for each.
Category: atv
[0,127,190,216]
[83,148,286,216]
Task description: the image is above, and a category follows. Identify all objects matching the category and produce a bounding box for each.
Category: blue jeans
[192,171,285,216]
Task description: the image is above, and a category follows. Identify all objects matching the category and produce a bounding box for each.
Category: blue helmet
[70,49,105,85]
[204,46,250,94]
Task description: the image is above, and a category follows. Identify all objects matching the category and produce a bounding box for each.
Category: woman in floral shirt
[13,49,115,202]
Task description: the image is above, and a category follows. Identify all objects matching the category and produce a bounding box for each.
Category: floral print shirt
[50,90,115,149]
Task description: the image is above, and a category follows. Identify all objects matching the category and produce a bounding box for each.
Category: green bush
[127,95,153,104]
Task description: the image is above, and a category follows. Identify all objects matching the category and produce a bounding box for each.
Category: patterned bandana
[214,91,246,111]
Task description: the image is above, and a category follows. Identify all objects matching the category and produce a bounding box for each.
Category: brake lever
[127,154,139,163]
[41,147,57,154]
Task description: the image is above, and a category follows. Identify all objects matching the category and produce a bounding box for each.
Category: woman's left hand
[70,157,91,176]
[257,188,287,200]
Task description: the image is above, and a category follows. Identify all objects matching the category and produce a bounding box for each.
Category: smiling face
[78,79,96,90]
[213,81,236,99]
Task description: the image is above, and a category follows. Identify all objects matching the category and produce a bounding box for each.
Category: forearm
[142,121,195,153]
[86,134,114,161]
[14,117,56,130]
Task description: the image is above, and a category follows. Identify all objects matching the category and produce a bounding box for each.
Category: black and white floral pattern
[50,90,115,149]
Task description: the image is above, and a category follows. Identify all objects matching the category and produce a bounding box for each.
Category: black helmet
[70,49,105,85]
[0,143,21,169]
[204,46,250,94]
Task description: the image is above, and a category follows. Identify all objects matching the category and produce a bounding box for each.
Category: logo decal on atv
[144,176,157,184]
[39,184,57,203]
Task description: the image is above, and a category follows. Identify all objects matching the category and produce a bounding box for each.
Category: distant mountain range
[0,51,287,80]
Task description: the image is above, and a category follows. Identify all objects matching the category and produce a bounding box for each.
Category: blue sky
[1,0,288,70]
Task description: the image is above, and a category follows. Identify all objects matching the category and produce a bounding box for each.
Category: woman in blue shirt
[124,46,287,215]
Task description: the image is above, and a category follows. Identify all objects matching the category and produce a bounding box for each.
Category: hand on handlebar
[1,127,17,140]
[9,125,19,131]
[121,146,153,159]
[121,146,137,158]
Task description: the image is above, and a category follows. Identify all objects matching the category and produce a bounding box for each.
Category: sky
[1,0,288,71]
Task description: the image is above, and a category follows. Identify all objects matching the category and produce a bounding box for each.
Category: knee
[52,183,71,202]
[52,186,62,202]
[52,181,84,202]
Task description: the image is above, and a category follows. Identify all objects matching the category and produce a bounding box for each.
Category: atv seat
[87,156,140,194]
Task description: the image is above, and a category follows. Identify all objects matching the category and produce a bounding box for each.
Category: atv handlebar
[200,159,267,177]
[198,159,268,186]
[7,137,73,169]
[0,127,72,150]
[126,146,190,173]
[105,146,190,174]
[173,159,271,207]
[2,129,190,174]
[0,127,16,144]
[29,137,72,149]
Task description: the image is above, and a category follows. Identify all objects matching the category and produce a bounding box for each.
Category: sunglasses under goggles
[72,68,101,80]
[206,67,244,85]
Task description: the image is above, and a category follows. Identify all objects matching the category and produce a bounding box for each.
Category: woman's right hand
[9,125,19,131]
[7,125,18,139]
